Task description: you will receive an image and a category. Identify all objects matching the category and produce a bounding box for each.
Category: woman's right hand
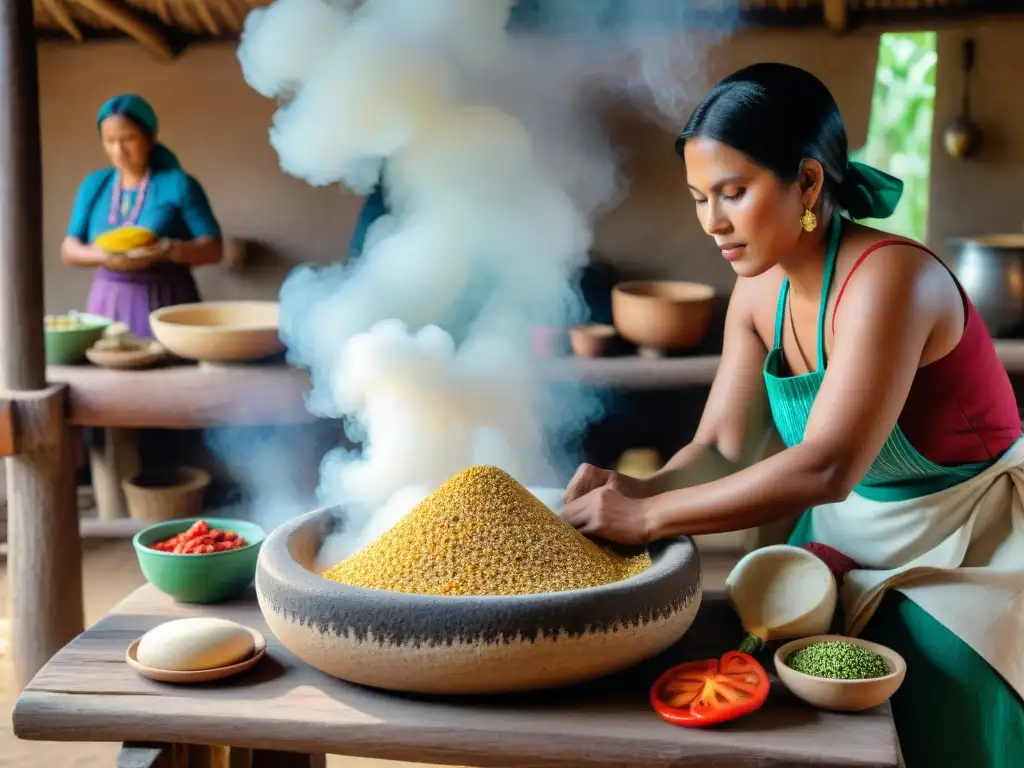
[563,464,648,505]
[103,250,154,272]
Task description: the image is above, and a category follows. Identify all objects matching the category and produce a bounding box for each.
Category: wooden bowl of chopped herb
[774,634,906,712]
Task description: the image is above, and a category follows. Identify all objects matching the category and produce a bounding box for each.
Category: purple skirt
[87,265,201,339]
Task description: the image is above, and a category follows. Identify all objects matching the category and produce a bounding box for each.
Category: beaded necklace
[108,171,150,226]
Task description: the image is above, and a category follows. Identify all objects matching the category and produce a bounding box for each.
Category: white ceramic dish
[125,627,266,684]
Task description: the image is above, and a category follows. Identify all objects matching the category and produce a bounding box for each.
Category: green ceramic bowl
[44,312,111,364]
[132,517,266,604]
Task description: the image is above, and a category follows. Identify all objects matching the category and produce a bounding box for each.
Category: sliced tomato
[649,651,770,728]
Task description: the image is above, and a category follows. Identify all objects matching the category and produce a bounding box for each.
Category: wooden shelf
[542,340,1024,390]
[537,354,721,390]
[39,341,1024,432]
[46,362,317,429]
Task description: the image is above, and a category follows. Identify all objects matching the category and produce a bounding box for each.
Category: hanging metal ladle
[944,38,981,159]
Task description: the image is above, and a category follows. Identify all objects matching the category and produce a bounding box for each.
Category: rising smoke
[229,0,740,553]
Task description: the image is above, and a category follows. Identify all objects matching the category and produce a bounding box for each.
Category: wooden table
[13,585,904,768]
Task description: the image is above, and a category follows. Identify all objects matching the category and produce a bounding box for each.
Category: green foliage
[851,32,937,242]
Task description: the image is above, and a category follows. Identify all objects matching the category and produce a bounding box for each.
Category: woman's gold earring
[800,208,818,233]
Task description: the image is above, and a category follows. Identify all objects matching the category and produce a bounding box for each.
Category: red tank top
[832,240,1021,466]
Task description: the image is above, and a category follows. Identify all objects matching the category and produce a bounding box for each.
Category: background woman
[563,63,1024,767]
[61,94,223,338]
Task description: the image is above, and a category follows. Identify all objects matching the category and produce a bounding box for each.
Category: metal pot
[945,235,1024,338]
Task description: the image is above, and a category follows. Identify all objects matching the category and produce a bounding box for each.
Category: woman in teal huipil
[61,94,223,338]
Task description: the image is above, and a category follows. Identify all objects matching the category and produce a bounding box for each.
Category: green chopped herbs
[786,640,891,680]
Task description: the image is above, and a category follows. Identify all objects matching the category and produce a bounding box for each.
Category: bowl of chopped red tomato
[649,651,771,728]
[132,517,266,604]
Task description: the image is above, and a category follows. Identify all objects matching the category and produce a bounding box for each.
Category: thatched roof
[33,0,1024,63]
[34,0,271,60]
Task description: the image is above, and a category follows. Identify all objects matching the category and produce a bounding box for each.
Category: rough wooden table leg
[118,744,257,768]
[251,751,326,768]
[118,742,188,767]
[87,426,140,520]
[6,384,84,690]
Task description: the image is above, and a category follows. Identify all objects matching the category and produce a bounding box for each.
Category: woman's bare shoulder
[730,268,787,349]
[831,223,962,344]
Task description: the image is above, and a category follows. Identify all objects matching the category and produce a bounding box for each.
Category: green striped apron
[764,213,1024,767]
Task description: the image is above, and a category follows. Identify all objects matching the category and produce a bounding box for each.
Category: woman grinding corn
[563,63,1023,767]
[61,94,223,338]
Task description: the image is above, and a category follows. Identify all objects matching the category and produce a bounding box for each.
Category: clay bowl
[256,506,703,696]
[86,339,168,370]
[774,634,907,713]
[611,281,715,352]
[569,323,618,357]
[149,301,284,363]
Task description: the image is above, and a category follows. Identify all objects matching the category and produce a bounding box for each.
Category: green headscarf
[838,160,903,220]
[96,94,181,171]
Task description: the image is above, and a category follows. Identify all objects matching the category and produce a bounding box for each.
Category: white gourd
[725,544,838,653]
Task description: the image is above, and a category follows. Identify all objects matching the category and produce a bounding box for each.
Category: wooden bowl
[149,301,284,363]
[611,281,715,351]
[256,506,703,695]
[774,634,907,712]
[86,340,167,370]
[125,627,266,684]
[569,323,618,357]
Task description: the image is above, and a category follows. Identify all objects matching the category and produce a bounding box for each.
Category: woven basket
[122,466,212,523]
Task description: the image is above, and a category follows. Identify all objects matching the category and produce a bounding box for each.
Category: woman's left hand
[561,484,653,545]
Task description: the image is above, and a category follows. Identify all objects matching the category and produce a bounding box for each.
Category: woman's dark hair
[677,63,853,216]
[105,109,154,141]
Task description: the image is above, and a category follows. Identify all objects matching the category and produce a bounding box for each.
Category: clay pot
[569,323,618,357]
[255,506,703,695]
[611,281,715,352]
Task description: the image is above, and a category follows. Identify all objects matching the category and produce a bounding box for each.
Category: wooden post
[87,427,140,520]
[824,0,848,32]
[0,0,84,689]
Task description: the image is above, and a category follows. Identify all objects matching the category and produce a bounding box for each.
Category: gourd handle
[738,633,763,654]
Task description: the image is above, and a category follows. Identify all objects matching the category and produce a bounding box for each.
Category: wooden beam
[68,0,176,62]
[40,0,84,42]
[190,0,221,36]
[824,0,848,32]
[0,399,13,457]
[212,0,241,31]
[154,0,173,26]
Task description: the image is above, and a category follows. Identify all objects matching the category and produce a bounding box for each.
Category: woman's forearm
[170,237,222,267]
[61,237,105,267]
[644,442,741,496]
[643,442,846,538]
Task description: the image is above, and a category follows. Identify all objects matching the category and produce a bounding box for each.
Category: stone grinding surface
[257,509,702,648]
